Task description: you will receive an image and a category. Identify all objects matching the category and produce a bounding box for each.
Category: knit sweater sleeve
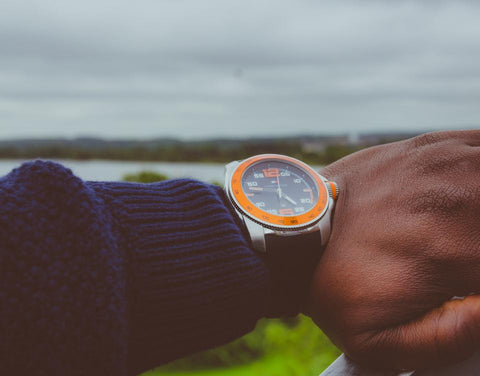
[0,160,270,376]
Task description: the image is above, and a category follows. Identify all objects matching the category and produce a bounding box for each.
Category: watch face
[229,154,328,229]
[241,160,318,216]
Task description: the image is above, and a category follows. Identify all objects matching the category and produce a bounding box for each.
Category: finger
[350,295,480,372]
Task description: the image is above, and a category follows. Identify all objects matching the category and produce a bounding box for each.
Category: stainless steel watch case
[224,160,336,253]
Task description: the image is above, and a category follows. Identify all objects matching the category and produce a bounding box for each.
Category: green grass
[144,352,336,376]
[144,355,289,376]
[123,171,168,183]
[140,316,341,376]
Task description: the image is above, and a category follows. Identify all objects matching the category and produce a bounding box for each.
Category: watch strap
[264,230,323,317]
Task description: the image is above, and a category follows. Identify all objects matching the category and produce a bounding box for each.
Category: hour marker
[263,168,280,178]
[279,208,294,216]
[304,188,313,202]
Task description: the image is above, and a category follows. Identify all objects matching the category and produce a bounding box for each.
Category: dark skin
[307,130,480,372]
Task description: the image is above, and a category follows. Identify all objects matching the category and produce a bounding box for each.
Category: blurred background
[1,0,479,375]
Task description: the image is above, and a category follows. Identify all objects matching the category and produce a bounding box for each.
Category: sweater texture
[0,160,270,376]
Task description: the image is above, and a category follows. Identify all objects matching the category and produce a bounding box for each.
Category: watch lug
[224,161,240,186]
[243,216,266,253]
[318,199,335,246]
[225,161,240,170]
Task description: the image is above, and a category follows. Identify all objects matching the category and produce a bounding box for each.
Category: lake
[0,159,323,184]
[0,159,227,183]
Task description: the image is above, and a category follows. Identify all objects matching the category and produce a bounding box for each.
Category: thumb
[351,295,480,372]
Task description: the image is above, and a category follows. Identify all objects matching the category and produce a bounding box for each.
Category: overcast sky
[1,0,480,140]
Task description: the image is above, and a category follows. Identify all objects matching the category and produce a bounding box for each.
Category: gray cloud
[0,0,479,139]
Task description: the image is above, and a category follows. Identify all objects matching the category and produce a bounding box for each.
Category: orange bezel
[229,154,328,229]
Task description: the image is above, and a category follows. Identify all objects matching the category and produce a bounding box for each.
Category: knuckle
[463,129,480,146]
[342,333,377,362]
[411,132,444,148]
[410,130,467,149]
[435,302,477,361]
[342,331,401,370]
[410,129,480,150]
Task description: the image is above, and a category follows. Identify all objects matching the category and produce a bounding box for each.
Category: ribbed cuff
[87,179,269,375]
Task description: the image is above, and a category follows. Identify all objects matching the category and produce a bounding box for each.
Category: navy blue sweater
[0,160,272,376]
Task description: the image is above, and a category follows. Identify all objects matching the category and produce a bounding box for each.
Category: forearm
[86,178,270,375]
[0,160,271,376]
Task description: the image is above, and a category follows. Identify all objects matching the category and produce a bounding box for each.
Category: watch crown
[326,181,339,199]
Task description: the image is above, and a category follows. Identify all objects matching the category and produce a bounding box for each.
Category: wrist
[219,183,321,318]
[223,155,340,319]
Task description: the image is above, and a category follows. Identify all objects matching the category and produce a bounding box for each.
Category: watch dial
[241,160,319,216]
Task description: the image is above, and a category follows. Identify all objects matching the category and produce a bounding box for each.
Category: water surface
[0,159,226,183]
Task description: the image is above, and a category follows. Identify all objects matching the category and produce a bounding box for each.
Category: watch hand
[276,175,282,199]
[282,193,297,205]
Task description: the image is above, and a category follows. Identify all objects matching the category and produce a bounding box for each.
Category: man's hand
[307,130,480,372]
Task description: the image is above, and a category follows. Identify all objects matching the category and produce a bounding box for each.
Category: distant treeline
[0,134,417,164]
[0,142,361,165]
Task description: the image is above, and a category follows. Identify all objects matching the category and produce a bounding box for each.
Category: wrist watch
[224,154,339,315]
[224,154,338,252]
